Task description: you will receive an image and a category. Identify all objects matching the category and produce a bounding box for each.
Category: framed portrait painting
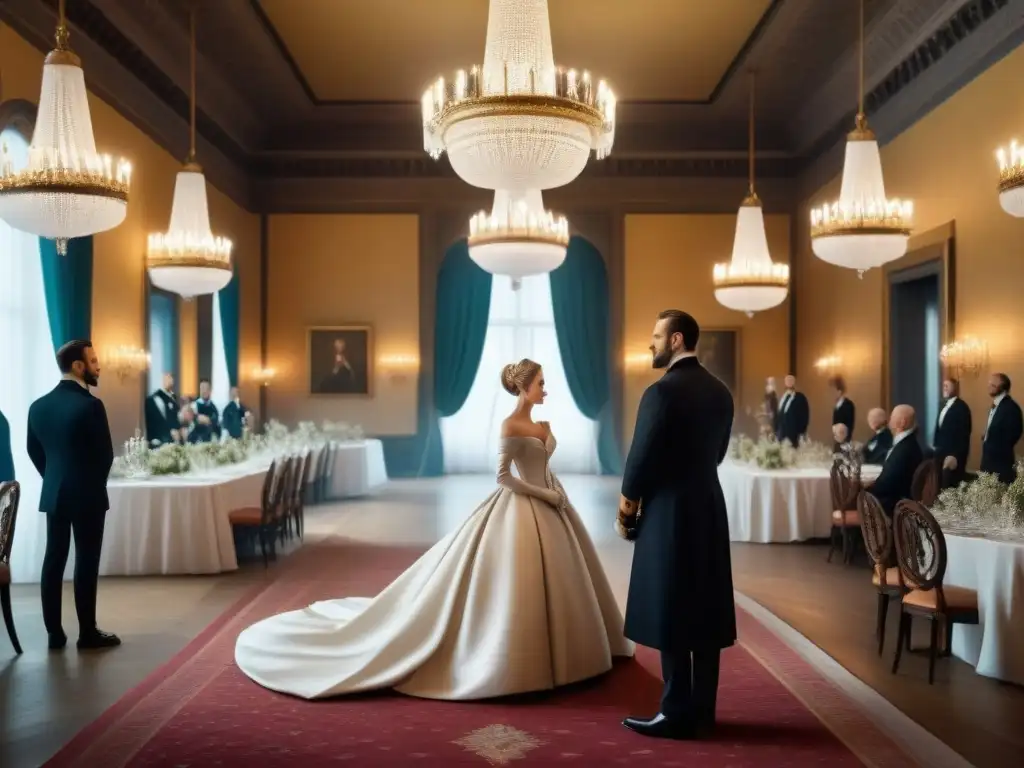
[308,326,373,396]
[697,328,740,399]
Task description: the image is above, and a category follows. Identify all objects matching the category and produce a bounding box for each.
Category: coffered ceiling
[1,0,1021,212]
[252,0,774,103]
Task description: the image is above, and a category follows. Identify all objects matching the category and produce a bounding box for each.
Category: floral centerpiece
[932,462,1024,535]
[728,434,837,470]
[148,443,192,476]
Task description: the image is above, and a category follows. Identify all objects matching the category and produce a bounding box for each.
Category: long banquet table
[720,461,882,543]
[101,459,270,577]
[310,438,389,499]
[943,531,1024,685]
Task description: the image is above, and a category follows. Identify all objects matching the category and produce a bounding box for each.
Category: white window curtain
[441,274,600,475]
[211,291,231,416]
[0,127,66,583]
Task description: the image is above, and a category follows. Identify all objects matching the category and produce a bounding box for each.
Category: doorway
[888,266,942,443]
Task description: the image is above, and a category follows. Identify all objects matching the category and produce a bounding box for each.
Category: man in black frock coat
[618,310,735,740]
[27,340,120,650]
[775,374,809,447]
[829,375,855,447]
[980,372,1023,484]
[931,377,972,488]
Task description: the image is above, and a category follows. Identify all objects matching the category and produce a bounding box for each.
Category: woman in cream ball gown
[235,358,633,700]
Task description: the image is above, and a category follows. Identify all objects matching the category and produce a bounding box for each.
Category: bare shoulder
[501,416,546,441]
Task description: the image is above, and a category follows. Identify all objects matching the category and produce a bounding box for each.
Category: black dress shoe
[48,632,68,650]
[622,713,695,740]
[77,629,122,650]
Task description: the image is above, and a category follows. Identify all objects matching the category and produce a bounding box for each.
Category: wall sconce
[251,366,276,387]
[813,355,842,377]
[379,353,419,383]
[623,351,653,376]
[940,336,988,378]
[106,345,150,382]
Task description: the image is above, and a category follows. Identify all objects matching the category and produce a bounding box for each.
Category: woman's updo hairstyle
[501,358,541,396]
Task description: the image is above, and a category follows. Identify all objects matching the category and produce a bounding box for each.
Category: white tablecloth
[720,461,882,543]
[101,461,269,576]
[306,439,389,499]
[944,533,1024,685]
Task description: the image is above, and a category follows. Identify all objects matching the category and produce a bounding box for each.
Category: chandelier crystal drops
[996,140,1024,217]
[146,7,232,300]
[0,0,131,255]
[713,71,788,317]
[809,0,911,277]
[422,0,616,192]
[468,189,569,281]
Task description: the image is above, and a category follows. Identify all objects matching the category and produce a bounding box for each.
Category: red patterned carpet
[45,539,922,767]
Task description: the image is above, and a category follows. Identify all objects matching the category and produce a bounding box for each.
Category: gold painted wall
[622,213,792,445]
[0,23,262,441]
[265,214,420,434]
[795,44,1024,461]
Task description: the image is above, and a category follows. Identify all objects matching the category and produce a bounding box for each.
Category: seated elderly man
[861,407,893,465]
[865,404,923,517]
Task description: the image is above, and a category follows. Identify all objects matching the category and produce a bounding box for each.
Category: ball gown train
[234,432,634,700]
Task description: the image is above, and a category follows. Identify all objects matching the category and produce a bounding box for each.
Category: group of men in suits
[144,374,250,447]
[767,374,857,449]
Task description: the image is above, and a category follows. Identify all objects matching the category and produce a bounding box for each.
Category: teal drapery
[0,409,14,482]
[219,265,241,387]
[420,240,492,476]
[40,236,93,350]
[549,236,622,475]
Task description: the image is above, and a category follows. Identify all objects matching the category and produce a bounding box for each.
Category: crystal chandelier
[422,0,616,192]
[809,0,912,277]
[940,336,989,378]
[146,6,232,300]
[713,71,789,317]
[0,0,131,255]
[996,140,1024,217]
[468,189,569,282]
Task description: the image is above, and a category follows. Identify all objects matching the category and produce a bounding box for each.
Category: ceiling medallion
[809,0,912,277]
[146,6,232,300]
[422,0,616,282]
[713,70,789,317]
[0,0,131,255]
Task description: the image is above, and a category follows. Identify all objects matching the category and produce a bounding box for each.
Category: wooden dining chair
[229,459,292,568]
[319,442,337,503]
[828,459,862,564]
[0,481,23,654]
[857,491,905,656]
[911,458,941,507]
[309,444,330,504]
[891,499,979,684]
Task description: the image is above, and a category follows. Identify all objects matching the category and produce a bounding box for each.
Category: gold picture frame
[307,325,374,397]
[698,327,742,409]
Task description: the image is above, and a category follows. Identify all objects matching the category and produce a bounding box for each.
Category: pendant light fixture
[713,70,789,317]
[0,0,131,254]
[809,0,912,276]
[146,4,232,299]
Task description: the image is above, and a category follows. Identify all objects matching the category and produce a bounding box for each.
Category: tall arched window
[0,125,62,583]
[147,287,179,393]
[211,291,231,412]
[441,274,600,474]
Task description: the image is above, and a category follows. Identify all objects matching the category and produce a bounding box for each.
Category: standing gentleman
[829,375,855,446]
[144,372,181,446]
[776,374,809,447]
[222,386,250,440]
[618,310,735,740]
[188,379,221,443]
[932,377,972,487]
[981,372,1023,484]
[28,340,120,650]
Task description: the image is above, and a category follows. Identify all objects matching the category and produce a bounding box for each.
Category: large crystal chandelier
[996,140,1024,217]
[146,6,232,299]
[0,0,131,255]
[468,189,568,279]
[422,0,615,282]
[713,71,789,317]
[810,0,912,277]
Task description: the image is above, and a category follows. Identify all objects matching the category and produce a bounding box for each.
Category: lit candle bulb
[581,71,592,104]
[455,69,467,100]
[469,65,480,97]
[566,69,578,100]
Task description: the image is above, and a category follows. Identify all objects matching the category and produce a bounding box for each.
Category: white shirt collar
[892,427,915,447]
[836,396,845,407]
[62,373,87,390]
[668,351,697,368]
[993,393,1007,408]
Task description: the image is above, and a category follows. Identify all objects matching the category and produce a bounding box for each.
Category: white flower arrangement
[932,463,1024,535]
[321,420,364,442]
[728,434,835,470]
[148,444,192,476]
